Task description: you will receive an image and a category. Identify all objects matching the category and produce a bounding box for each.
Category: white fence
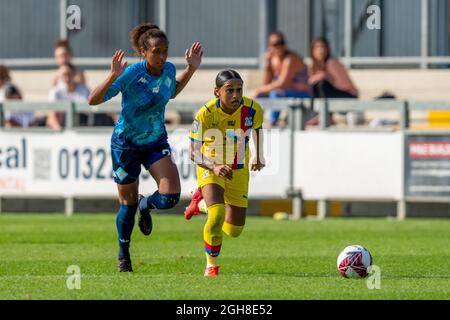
[0,129,290,198]
[1,99,450,219]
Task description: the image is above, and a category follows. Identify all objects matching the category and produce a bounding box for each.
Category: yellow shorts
[196,166,249,208]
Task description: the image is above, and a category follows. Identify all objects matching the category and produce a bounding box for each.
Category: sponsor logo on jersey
[137,77,148,85]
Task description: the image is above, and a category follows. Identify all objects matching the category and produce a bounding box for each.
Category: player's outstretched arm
[251,128,265,171]
[172,42,203,98]
[88,50,128,105]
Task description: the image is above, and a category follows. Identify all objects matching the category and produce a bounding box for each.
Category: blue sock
[139,191,180,211]
[116,204,137,260]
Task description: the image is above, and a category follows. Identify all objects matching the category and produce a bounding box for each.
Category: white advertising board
[0,129,290,198]
[294,131,403,200]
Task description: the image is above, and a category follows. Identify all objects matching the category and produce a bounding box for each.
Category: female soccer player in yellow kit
[186,69,265,277]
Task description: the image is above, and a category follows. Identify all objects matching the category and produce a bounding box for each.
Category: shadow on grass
[239,271,338,278]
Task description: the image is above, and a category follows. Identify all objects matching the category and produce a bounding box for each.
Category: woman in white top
[47,64,91,129]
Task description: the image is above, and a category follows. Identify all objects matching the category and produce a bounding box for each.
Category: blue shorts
[111,140,172,185]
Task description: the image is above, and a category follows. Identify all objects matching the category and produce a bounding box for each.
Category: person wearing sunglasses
[253,31,310,127]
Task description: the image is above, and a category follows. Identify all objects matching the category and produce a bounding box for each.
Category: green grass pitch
[0,213,448,300]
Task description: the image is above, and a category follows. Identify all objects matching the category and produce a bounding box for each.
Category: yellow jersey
[189,96,263,170]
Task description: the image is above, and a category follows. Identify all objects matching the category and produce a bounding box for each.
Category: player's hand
[185,42,203,70]
[308,71,327,85]
[110,50,128,78]
[251,159,265,171]
[213,164,233,180]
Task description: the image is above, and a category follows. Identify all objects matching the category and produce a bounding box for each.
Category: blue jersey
[104,60,177,148]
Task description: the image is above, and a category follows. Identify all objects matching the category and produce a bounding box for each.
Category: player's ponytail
[215,69,243,88]
[130,23,168,55]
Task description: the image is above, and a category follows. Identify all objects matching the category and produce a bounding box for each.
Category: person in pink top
[307,37,359,126]
[254,31,310,126]
[309,37,358,99]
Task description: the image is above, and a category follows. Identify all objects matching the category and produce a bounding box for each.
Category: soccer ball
[273,211,289,220]
[337,245,372,278]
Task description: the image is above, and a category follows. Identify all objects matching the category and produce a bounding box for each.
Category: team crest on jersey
[245,116,253,127]
[228,120,236,126]
[203,170,210,179]
[152,86,160,93]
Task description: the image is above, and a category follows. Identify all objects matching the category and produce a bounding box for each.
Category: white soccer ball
[337,245,372,278]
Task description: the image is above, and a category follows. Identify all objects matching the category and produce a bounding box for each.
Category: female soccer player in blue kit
[88,23,203,272]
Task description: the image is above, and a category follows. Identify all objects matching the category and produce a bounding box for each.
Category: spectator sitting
[47,63,91,130]
[48,64,115,128]
[55,37,117,127]
[308,37,359,126]
[253,31,310,127]
[0,65,35,128]
[53,39,86,86]
[309,37,358,98]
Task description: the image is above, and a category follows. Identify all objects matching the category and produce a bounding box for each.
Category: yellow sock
[203,203,225,266]
[222,221,244,238]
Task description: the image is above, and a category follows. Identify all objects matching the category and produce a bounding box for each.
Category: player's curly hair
[130,23,168,56]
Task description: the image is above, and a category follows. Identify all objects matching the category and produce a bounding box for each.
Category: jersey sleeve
[103,64,134,102]
[253,101,264,130]
[189,106,210,144]
[165,62,177,97]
